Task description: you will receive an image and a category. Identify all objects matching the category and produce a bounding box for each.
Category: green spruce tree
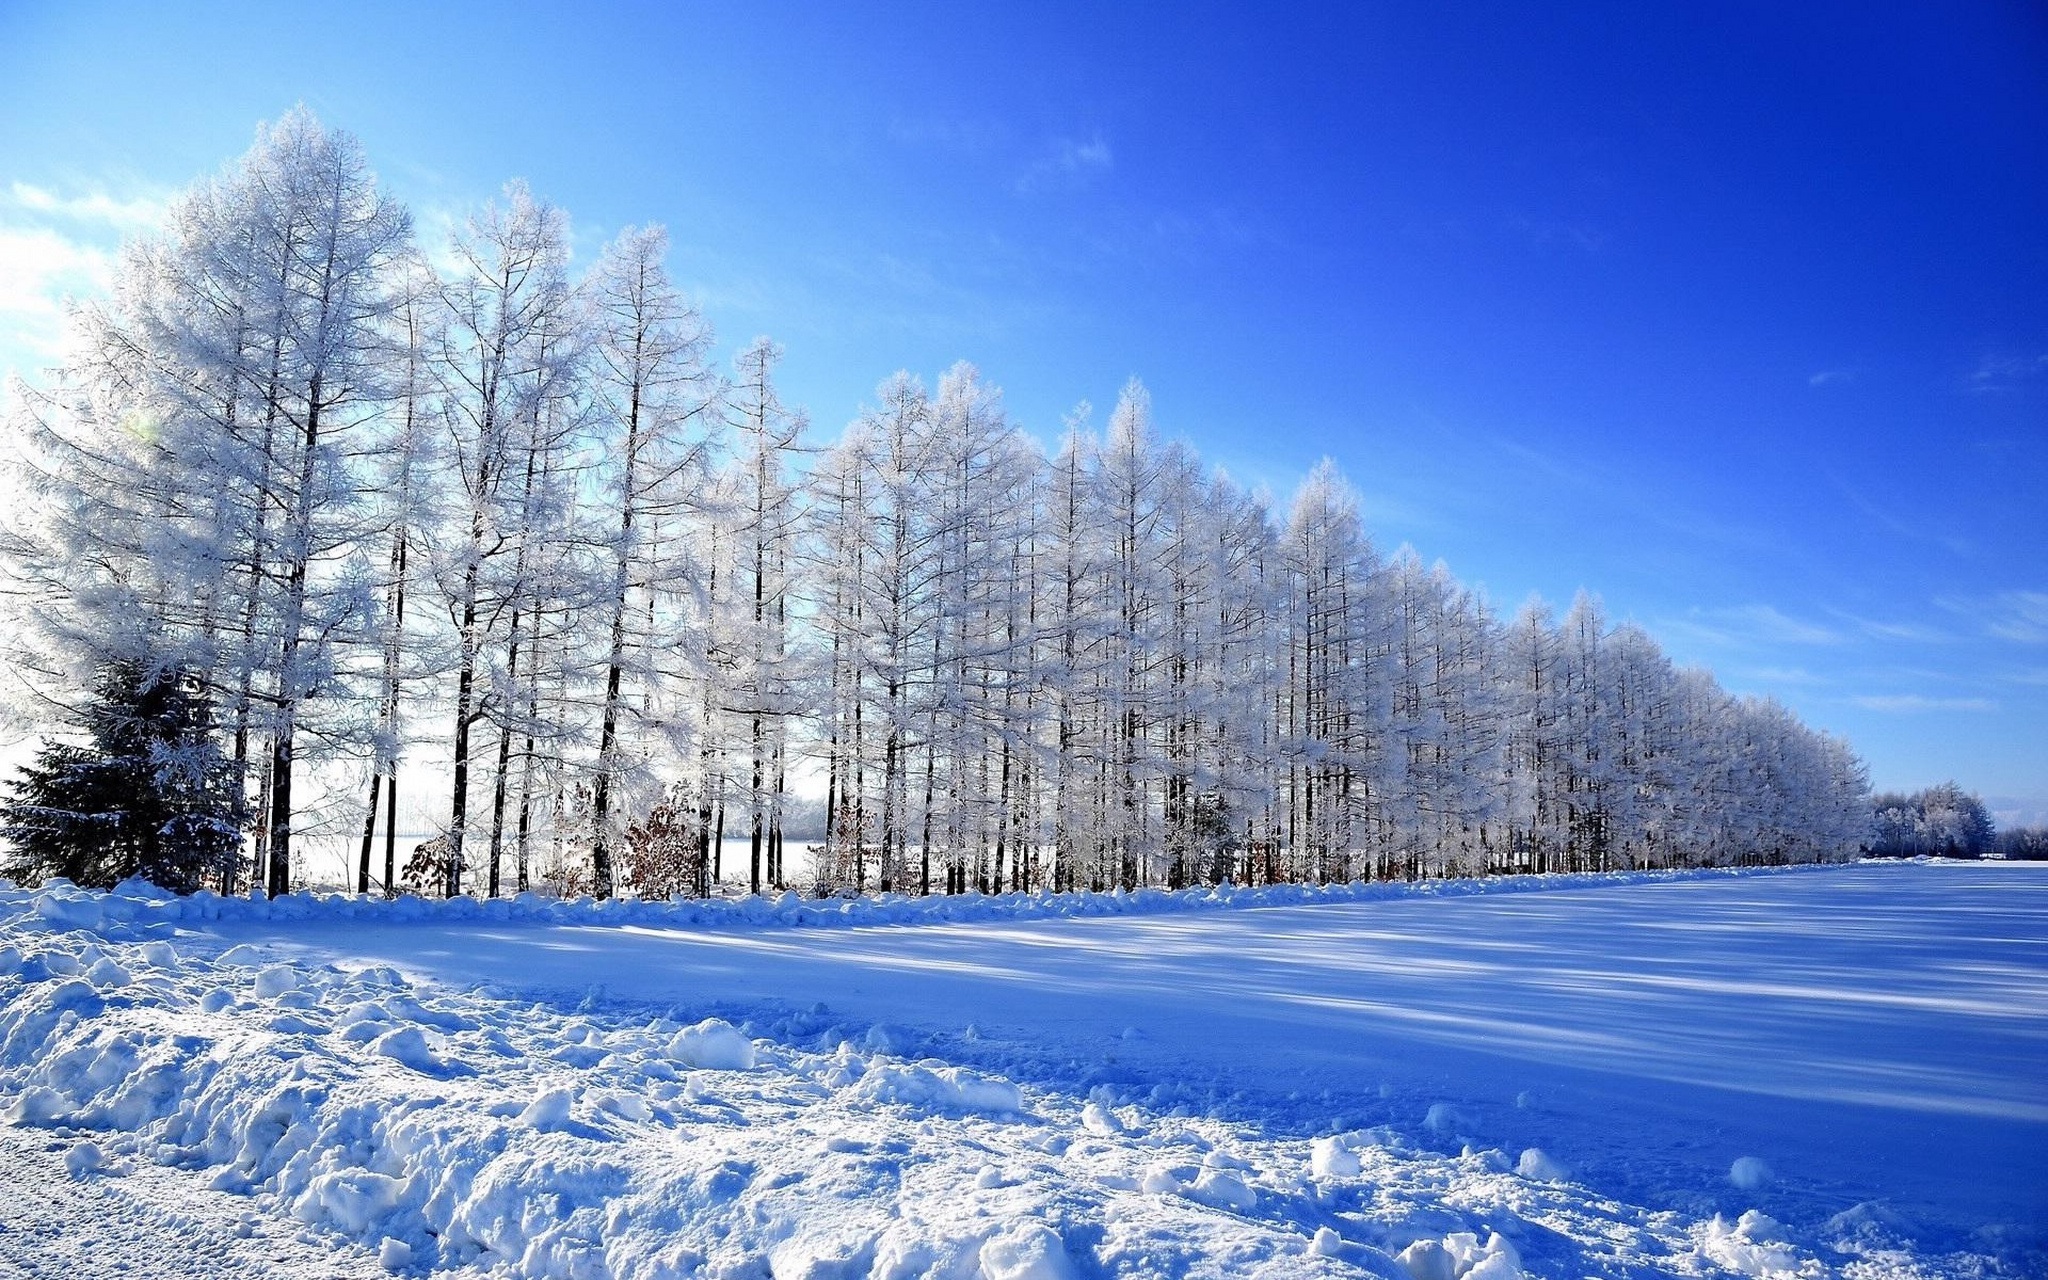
[2,660,241,892]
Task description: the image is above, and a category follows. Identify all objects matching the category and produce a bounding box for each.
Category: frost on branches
[0,108,1872,900]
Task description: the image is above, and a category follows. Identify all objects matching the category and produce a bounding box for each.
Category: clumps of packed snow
[2,923,1130,1276]
[667,1017,756,1071]
[368,1024,470,1076]
[853,1060,1027,1117]
[1080,1099,1125,1136]
[12,860,1845,944]
[0,906,1428,1276]
[1394,1230,1525,1280]
[1696,1211,1813,1278]
[1513,1147,1568,1182]
[0,883,1862,1280]
[1186,1163,1259,1213]
[64,1138,105,1179]
[1730,1154,1775,1190]
[977,1223,1079,1280]
[3,867,2025,1280]
[1312,1133,1364,1179]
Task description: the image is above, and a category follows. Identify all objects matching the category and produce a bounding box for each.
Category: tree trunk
[358,771,382,895]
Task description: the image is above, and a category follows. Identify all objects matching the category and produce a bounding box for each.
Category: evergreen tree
[2,660,240,891]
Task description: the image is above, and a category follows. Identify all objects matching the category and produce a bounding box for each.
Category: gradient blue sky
[2,2,2044,818]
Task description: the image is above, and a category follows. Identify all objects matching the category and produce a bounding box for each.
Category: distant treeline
[1869,782,2047,860]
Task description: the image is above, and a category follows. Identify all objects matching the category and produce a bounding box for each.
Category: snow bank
[0,861,1849,946]
[3,863,2005,1279]
[4,918,1462,1278]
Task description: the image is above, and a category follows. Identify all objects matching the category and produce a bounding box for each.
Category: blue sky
[2,1,2044,817]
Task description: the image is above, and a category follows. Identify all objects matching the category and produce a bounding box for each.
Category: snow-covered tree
[1277,460,1389,882]
[0,115,1880,902]
[425,182,580,897]
[717,338,807,893]
[356,254,435,895]
[3,107,410,895]
[582,224,715,897]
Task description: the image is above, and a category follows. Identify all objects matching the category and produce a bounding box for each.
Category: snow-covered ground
[2,861,2041,1278]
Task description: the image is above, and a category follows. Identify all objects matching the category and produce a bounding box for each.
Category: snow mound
[979,1223,1079,1280]
[1395,1231,1523,1280]
[669,1018,756,1070]
[34,887,108,933]
[517,1085,579,1131]
[1082,1100,1125,1136]
[64,1139,104,1178]
[1187,1167,1258,1213]
[854,1060,1027,1117]
[1697,1211,1810,1278]
[1312,1134,1363,1179]
[294,1169,404,1234]
[251,964,301,998]
[1514,1147,1568,1181]
[1824,1200,1919,1252]
[1729,1154,1774,1190]
[368,1024,467,1076]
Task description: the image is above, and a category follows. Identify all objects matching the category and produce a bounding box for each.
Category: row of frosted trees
[806,375,1869,896]
[0,111,1871,899]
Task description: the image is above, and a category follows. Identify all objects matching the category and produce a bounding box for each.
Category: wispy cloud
[792,243,1065,345]
[1146,207,1269,255]
[1823,472,1972,557]
[8,181,169,232]
[0,228,114,319]
[1665,603,1841,649]
[1015,133,1113,194]
[1807,368,1853,387]
[1820,606,1951,644]
[0,226,117,370]
[1988,797,2048,829]
[1965,351,2048,394]
[1743,666,1828,686]
[1850,694,1997,714]
[1856,619,1949,643]
[1986,590,2048,643]
[1484,432,1771,556]
[0,180,171,374]
[1937,589,2048,643]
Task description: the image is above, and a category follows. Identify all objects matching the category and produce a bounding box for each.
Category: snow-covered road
[4,861,2042,1277]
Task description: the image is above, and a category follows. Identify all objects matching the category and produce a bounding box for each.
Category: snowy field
[1,861,2041,1279]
